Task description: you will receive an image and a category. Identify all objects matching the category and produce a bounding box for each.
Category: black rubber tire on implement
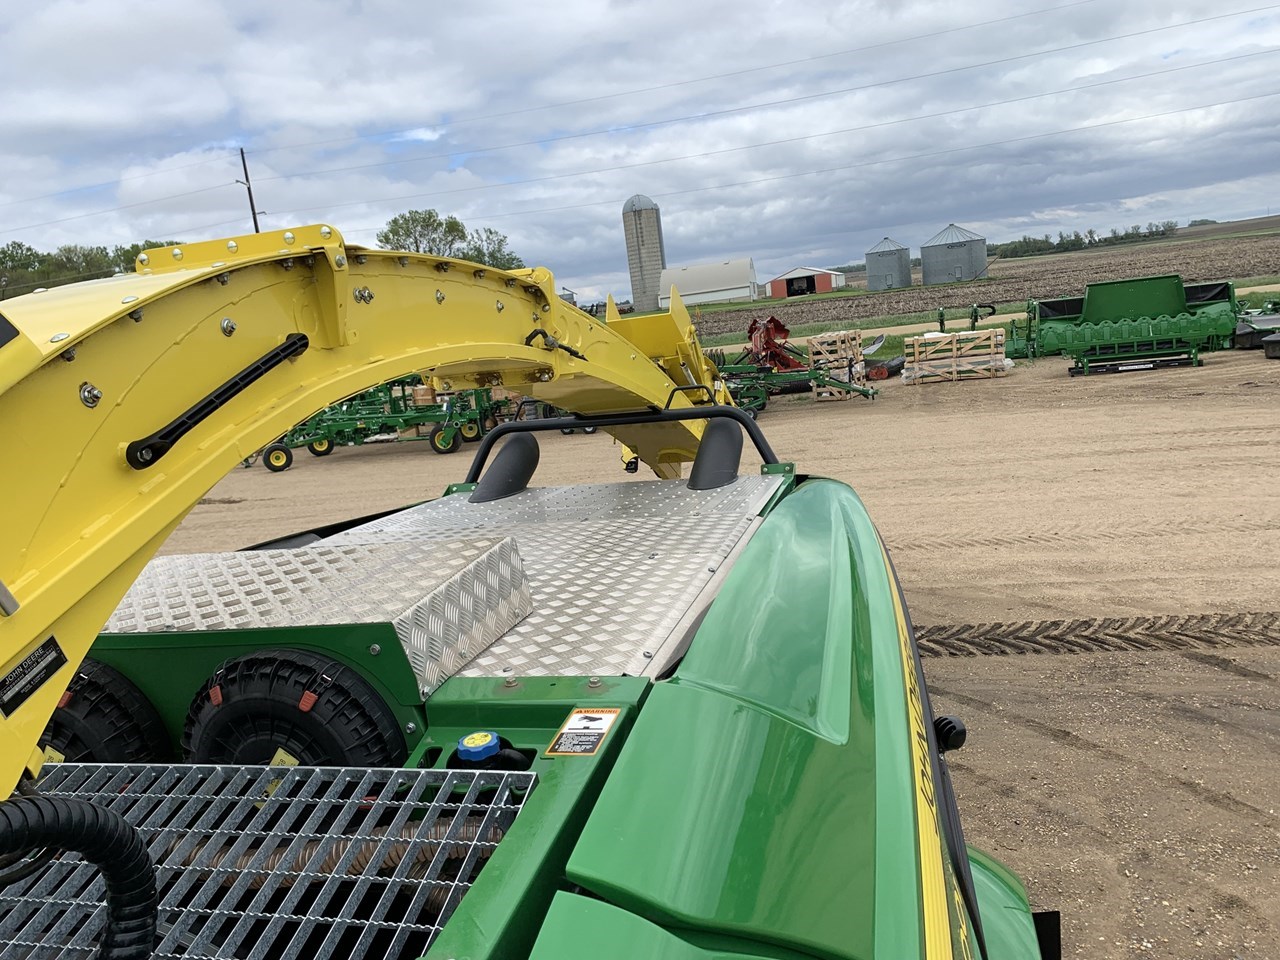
[582,425,598,434]
[40,659,171,764]
[182,649,406,767]
[263,443,294,472]
[459,420,482,442]
[306,438,334,457]
[428,425,462,454]
[559,427,575,435]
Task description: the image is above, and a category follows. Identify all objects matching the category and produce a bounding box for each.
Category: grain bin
[921,223,987,285]
[622,194,667,313]
[865,237,911,291]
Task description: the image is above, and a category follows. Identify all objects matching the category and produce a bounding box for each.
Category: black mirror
[934,715,967,753]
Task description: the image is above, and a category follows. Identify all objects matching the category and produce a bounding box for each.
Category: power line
[247,0,1104,156]
[9,5,1274,233]
[259,4,1280,186]
[0,153,238,213]
[263,67,1280,223]
[0,1,1100,214]
[330,90,1280,235]
[2,183,238,235]
[7,89,1274,281]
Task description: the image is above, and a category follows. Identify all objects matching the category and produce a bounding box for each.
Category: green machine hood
[527,479,982,960]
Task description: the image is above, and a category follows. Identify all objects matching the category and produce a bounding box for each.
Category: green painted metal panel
[1080,275,1186,324]
[565,479,924,960]
[91,623,425,753]
[527,892,795,960]
[425,695,643,960]
[967,846,1043,960]
[410,676,650,768]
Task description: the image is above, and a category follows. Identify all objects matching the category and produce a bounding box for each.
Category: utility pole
[238,148,261,234]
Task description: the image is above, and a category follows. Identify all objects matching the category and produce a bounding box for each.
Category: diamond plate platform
[105,538,531,697]
[1,763,535,959]
[327,476,783,678]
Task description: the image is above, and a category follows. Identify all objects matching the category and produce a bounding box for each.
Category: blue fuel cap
[457,730,500,762]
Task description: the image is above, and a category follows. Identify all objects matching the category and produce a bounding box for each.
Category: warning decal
[546,707,621,757]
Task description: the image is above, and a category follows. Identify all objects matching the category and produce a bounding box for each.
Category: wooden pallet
[808,329,865,400]
[904,329,1007,385]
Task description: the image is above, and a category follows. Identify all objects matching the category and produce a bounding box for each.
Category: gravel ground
[168,349,1280,960]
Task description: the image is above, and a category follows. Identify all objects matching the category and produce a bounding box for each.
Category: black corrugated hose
[0,789,157,959]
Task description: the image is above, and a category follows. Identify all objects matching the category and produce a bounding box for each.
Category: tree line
[0,239,182,298]
[989,220,1181,259]
[0,208,522,299]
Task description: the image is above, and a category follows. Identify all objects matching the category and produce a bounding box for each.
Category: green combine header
[1010,274,1237,375]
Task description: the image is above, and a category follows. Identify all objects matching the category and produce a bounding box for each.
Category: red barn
[765,266,848,299]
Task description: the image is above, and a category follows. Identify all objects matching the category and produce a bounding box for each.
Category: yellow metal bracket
[0,225,730,795]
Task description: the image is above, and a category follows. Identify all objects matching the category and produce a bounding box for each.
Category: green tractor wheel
[428,425,462,454]
[263,443,294,472]
[306,438,334,457]
[459,420,482,442]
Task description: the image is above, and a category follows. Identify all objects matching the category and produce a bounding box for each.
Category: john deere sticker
[546,707,621,756]
[0,636,67,718]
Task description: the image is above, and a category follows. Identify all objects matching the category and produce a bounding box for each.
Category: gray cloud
[1,0,1278,301]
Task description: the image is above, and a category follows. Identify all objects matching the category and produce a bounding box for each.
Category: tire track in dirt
[933,685,1273,822]
[885,517,1267,555]
[916,611,1280,657]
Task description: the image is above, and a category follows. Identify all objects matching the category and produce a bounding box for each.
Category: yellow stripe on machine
[882,542,961,960]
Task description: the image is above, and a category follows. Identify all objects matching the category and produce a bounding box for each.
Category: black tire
[560,427,575,435]
[40,659,171,764]
[307,438,334,457]
[582,425,598,434]
[744,407,758,420]
[182,649,406,767]
[428,425,462,454]
[264,443,293,472]
[459,420,481,442]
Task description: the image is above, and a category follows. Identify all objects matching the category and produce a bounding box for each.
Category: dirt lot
[167,350,1280,959]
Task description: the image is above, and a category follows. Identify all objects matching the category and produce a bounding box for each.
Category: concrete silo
[865,237,911,291]
[921,223,987,285]
[622,194,667,313]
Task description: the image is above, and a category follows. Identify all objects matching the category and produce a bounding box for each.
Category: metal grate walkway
[0,763,536,959]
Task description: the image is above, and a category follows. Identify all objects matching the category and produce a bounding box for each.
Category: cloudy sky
[2,0,1278,301]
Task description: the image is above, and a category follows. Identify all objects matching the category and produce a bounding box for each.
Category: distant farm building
[622,194,667,313]
[658,258,758,308]
[764,266,848,299]
[864,238,911,291]
[921,223,987,285]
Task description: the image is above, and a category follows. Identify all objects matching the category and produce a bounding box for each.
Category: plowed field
[696,232,1280,338]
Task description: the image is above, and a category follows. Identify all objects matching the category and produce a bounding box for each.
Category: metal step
[1,763,536,959]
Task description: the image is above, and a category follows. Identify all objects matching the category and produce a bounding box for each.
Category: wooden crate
[808,329,865,401]
[903,329,1007,385]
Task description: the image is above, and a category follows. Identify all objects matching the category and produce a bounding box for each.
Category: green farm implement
[259,378,517,470]
[1235,300,1280,349]
[27,410,1055,960]
[1010,274,1237,375]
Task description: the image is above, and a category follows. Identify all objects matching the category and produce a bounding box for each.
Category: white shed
[658,258,758,308]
